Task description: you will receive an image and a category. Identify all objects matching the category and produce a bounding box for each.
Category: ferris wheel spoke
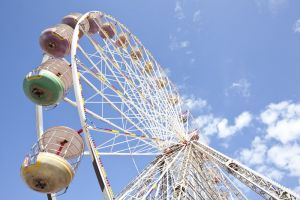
[116,146,184,200]
[75,52,171,140]
[84,152,161,156]
[116,156,165,199]
[96,137,149,151]
[87,127,162,155]
[81,35,130,95]
[79,73,153,138]
[78,38,173,139]
[76,78,158,139]
[214,164,248,200]
[64,97,147,139]
[140,146,185,199]
[89,126,167,144]
[112,23,183,126]
[75,65,179,142]
[99,141,159,156]
[87,19,184,136]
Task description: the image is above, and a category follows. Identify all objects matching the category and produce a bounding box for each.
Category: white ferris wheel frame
[33,11,300,200]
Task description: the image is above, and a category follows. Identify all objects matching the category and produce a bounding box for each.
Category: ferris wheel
[21,11,300,200]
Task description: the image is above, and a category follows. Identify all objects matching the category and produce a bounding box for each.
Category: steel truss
[115,141,299,200]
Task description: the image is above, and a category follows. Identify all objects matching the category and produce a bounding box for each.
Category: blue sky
[1,0,300,199]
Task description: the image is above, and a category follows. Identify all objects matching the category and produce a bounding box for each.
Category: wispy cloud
[182,95,208,111]
[268,144,300,177]
[193,10,201,23]
[182,95,252,140]
[293,19,300,33]
[294,180,300,195]
[182,95,300,192]
[174,0,185,20]
[240,136,267,166]
[180,40,190,48]
[238,101,300,187]
[171,1,202,65]
[169,35,191,51]
[268,0,288,14]
[192,114,221,136]
[217,111,252,138]
[256,165,284,181]
[260,101,300,144]
[225,79,251,98]
[254,0,288,15]
[189,58,196,64]
[239,136,285,181]
[191,111,252,140]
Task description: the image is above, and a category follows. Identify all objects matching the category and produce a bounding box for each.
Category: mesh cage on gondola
[23,58,72,106]
[21,126,84,194]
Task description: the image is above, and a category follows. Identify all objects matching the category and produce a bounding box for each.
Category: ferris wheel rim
[70,10,188,147]
[67,10,200,199]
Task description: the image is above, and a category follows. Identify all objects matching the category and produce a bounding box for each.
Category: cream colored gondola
[99,22,116,39]
[168,94,179,105]
[130,47,143,60]
[179,111,189,123]
[21,126,84,193]
[144,61,154,73]
[61,13,90,38]
[87,12,103,34]
[156,77,167,89]
[115,33,129,48]
[188,129,199,141]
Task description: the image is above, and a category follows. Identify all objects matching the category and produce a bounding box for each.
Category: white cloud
[185,50,192,55]
[240,136,267,166]
[254,0,288,14]
[192,114,221,136]
[268,0,288,14]
[189,58,196,64]
[169,35,191,51]
[182,95,253,139]
[217,111,252,138]
[169,35,179,51]
[174,0,185,20]
[256,165,284,181]
[181,96,300,193]
[260,101,300,144]
[294,179,300,195]
[199,134,210,145]
[238,138,286,185]
[180,40,190,48]
[182,95,208,111]
[238,136,285,182]
[237,101,300,189]
[163,67,171,77]
[193,10,201,23]
[182,96,300,192]
[268,144,300,177]
[293,19,300,33]
[225,79,251,98]
[190,111,252,139]
[266,119,300,144]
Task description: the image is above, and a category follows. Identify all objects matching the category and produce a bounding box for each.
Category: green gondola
[23,70,64,106]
